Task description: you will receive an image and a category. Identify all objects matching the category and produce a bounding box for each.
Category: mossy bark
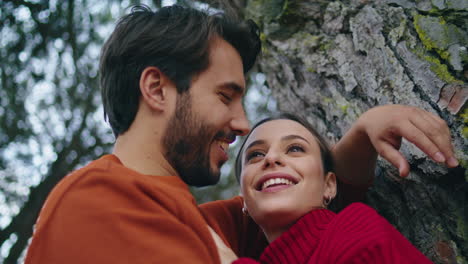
[245,0,467,263]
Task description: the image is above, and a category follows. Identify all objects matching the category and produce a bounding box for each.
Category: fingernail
[399,164,408,177]
[433,152,445,163]
[399,169,408,177]
[447,157,459,167]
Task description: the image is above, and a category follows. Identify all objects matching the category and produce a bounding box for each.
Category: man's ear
[324,172,337,199]
[139,66,173,111]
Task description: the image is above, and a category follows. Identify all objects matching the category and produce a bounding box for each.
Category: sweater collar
[101,154,194,202]
[259,209,336,264]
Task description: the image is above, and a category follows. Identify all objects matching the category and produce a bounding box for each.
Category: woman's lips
[261,178,295,191]
[261,183,295,193]
[255,173,298,191]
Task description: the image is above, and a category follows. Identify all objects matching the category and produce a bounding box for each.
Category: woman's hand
[354,105,458,177]
[333,105,458,187]
[208,226,238,264]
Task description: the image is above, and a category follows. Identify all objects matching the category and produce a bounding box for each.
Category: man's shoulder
[35,154,193,231]
[37,155,128,219]
[64,154,124,179]
[50,155,125,199]
[27,157,216,264]
[40,154,182,222]
[45,154,188,211]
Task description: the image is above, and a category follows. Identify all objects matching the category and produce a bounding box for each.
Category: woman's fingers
[424,110,458,167]
[359,104,458,177]
[374,140,410,177]
[410,109,458,167]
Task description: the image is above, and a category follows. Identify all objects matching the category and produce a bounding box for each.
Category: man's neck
[113,132,178,177]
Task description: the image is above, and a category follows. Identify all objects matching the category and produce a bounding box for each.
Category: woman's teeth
[261,178,294,190]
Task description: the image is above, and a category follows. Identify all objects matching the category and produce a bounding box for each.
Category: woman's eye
[246,151,264,161]
[287,145,304,153]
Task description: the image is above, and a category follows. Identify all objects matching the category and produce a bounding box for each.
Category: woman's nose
[262,151,283,169]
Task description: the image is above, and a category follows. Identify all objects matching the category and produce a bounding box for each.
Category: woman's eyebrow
[245,139,266,151]
[281,134,310,144]
[245,135,309,151]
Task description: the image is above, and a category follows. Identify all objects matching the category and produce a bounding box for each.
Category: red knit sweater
[234,203,433,264]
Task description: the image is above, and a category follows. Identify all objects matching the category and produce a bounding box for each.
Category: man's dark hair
[234,112,335,182]
[100,4,261,136]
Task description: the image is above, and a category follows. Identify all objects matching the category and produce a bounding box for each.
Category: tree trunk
[245,0,467,263]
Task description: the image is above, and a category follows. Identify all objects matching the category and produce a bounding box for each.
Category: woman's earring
[323,196,332,208]
[242,207,249,216]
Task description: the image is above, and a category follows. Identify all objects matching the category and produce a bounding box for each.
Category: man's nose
[230,104,250,136]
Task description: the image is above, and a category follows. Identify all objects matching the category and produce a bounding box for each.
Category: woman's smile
[254,172,299,192]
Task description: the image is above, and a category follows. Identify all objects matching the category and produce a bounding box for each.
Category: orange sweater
[25,155,267,263]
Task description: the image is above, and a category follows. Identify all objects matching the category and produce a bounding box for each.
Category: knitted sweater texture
[234,203,433,264]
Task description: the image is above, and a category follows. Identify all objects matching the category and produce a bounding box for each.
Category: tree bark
[245,0,467,263]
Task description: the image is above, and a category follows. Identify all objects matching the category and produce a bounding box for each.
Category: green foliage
[0,0,126,262]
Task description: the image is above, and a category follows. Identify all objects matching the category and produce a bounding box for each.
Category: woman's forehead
[247,119,315,143]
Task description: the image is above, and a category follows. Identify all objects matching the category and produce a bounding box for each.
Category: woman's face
[240,119,336,230]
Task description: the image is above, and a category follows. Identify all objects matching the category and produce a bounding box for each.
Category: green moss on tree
[413,14,446,51]
[423,55,463,84]
[246,0,284,23]
[340,104,349,115]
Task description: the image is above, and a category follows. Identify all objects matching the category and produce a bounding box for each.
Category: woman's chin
[252,206,306,229]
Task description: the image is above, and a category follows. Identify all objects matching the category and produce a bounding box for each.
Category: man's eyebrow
[220,82,245,96]
[245,139,266,151]
[281,135,310,144]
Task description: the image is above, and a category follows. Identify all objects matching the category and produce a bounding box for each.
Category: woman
[230,113,433,264]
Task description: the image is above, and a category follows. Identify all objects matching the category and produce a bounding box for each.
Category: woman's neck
[261,206,326,243]
[262,225,291,243]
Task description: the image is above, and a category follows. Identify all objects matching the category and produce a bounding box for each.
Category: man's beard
[162,92,225,187]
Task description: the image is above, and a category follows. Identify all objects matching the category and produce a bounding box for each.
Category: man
[25,4,457,264]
